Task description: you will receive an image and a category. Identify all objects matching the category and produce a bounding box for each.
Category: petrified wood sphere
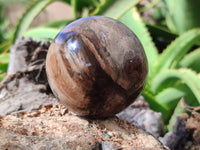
[46,16,148,118]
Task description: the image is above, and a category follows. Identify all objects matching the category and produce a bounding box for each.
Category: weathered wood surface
[0,104,167,149]
[0,37,168,149]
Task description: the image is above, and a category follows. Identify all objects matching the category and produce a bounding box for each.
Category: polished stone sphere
[46,16,148,118]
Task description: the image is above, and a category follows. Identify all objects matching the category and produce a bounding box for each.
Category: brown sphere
[46,16,148,118]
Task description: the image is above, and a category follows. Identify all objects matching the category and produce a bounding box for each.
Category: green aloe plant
[164,0,200,34]
[143,29,200,130]
[0,0,200,132]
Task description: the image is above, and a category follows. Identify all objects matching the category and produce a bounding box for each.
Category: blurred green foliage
[0,0,200,132]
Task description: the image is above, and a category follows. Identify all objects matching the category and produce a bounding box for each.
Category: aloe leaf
[60,0,70,4]
[179,48,200,73]
[139,0,161,13]
[0,63,8,73]
[75,0,99,14]
[0,53,9,63]
[93,0,141,19]
[83,0,99,7]
[61,0,99,8]
[43,19,73,28]
[0,73,6,81]
[118,8,158,77]
[71,0,77,19]
[0,53,9,73]
[146,24,177,41]
[91,0,112,16]
[164,0,200,34]
[156,83,197,107]
[12,0,55,43]
[154,29,200,76]
[166,96,197,131]
[146,24,177,50]
[81,7,90,17]
[142,84,169,121]
[155,82,198,122]
[167,100,184,131]
[152,68,200,104]
[0,40,12,53]
[165,12,177,33]
[23,27,60,40]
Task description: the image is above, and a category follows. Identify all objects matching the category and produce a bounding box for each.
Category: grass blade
[12,0,55,43]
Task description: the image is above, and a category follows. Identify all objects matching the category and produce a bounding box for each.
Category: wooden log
[0,37,168,149]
